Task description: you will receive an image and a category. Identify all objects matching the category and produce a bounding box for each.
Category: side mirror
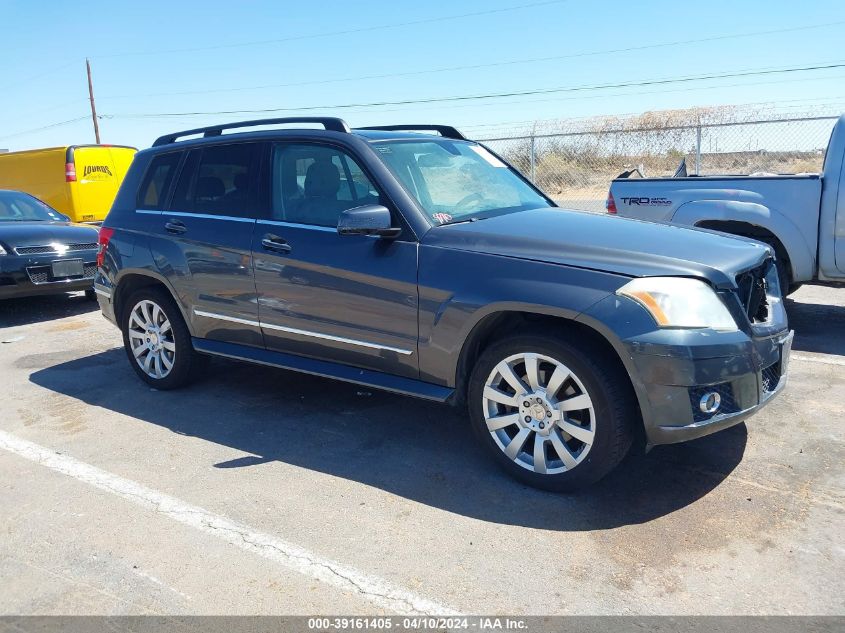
[337,205,401,238]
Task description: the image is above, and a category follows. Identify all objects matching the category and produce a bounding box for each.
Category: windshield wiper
[440,216,483,226]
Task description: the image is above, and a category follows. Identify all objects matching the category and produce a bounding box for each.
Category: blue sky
[1,0,843,150]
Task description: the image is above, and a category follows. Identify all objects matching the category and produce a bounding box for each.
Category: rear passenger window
[169,143,260,217]
[137,152,181,210]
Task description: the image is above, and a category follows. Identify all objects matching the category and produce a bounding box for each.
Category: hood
[0,221,99,249]
[422,208,771,289]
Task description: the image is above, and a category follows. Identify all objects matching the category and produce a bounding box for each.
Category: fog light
[699,392,722,414]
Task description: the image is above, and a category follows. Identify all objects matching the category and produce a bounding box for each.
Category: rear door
[71,146,136,222]
[252,141,419,378]
[143,142,264,348]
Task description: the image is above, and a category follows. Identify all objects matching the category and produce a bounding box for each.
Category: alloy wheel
[127,299,176,380]
[482,352,596,474]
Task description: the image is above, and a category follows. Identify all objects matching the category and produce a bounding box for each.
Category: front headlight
[617,277,737,331]
[0,244,7,256]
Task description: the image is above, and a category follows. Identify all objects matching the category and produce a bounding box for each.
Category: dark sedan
[0,190,99,300]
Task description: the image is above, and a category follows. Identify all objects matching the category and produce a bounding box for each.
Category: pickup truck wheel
[121,288,201,390]
[467,334,635,491]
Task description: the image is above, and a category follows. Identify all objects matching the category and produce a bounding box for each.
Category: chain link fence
[476,111,839,213]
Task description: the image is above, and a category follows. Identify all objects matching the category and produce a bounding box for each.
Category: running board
[192,338,454,403]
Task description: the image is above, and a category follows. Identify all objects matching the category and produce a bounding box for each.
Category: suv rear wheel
[467,333,636,491]
[121,287,201,389]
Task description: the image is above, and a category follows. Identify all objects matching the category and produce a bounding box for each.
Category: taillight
[606,191,617,214]
[65,162,77,182]
[97,227,114,268]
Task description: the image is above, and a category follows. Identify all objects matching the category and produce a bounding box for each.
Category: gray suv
[95,117,793,490]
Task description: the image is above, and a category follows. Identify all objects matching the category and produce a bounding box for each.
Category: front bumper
[0,251,97,299]
[626,328,793,445]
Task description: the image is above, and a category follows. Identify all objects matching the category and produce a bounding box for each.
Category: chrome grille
[14,242,98,255]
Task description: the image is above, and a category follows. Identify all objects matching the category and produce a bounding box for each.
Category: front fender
[417,247,630,387]
[574,293,663,433]
[672,199,814,281]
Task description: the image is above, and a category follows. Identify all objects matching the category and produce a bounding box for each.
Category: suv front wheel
[468,333,635,491]
[121,287,201,389]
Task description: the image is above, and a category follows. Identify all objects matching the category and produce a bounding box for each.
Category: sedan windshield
[371,139,551,225]
[0,191,65,222]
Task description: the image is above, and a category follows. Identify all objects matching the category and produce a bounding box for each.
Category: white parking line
[0,429,459,617]
[792,353,845,367]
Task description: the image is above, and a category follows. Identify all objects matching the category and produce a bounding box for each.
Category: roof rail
[356,125,467,140]
[152,117,352,147]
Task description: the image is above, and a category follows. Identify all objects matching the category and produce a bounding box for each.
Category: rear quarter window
[137,152,182,210]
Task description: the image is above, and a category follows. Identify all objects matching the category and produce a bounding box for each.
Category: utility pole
[86,58,101,144]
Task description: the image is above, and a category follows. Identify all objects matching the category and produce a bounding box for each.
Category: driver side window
[271,144,382,228]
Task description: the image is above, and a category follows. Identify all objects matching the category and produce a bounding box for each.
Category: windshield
[0,191,65,222]
[371,139,551,224]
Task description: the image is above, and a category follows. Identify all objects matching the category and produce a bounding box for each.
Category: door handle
[164,219,187,234]
[261,234,292,254]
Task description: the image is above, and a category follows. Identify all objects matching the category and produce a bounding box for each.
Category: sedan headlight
[617,277,737,331]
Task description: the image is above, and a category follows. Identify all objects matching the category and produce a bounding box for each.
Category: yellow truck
[0,145,136,223]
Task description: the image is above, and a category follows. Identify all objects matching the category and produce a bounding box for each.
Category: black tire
[467,332,637,491]
[121,286,202,390]
[772,256,791,298]
[759,238,791,298]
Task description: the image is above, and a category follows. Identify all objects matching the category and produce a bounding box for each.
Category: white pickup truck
[606,113,845,294]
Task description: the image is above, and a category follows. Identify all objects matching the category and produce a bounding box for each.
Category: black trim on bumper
[628,329,793,446]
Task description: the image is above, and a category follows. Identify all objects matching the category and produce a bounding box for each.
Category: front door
[252,142,419,378]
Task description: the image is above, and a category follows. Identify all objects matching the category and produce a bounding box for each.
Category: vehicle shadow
[0,292,98,329]
[30,349,746,531]
[786,297,845,356]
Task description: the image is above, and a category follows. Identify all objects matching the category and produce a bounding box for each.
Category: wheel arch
[113,269,191,333]
[454,309,648,450]
[671,199,814,283]
[455,311,636,400]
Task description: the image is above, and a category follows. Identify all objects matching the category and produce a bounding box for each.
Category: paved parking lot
[0,285,843,615]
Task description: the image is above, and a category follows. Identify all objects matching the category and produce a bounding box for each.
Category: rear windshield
[0,191,64,222]
[371,139,551,225]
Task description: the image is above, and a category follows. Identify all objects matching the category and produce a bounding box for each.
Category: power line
[92,0,568,59]
[104,73,845,124]
[0,61,78,92]
[96,20,845,101]
[378,74,845,117]
[110,61,845,119]
[0,116,90,142]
